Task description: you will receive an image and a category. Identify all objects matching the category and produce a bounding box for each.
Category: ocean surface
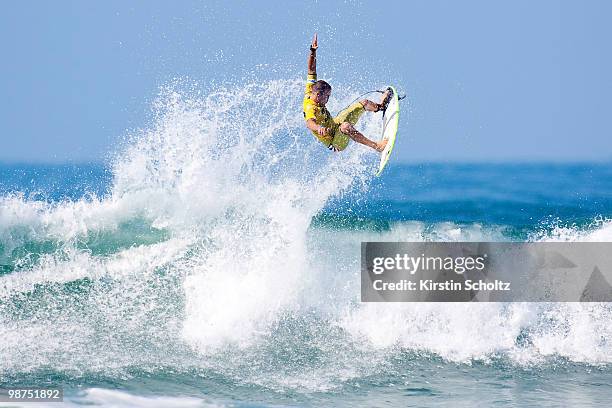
[1,81,611,407]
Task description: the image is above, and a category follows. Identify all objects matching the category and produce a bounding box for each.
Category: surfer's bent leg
[331,101,384,152]
[339,122,387,152]
[360,99,381,112]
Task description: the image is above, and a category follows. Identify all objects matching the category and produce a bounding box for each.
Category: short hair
[312,80,332,93]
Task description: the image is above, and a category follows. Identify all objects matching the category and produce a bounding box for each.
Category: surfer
[304,33,391,152]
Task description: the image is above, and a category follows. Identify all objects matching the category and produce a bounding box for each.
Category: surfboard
[376,86,400,176]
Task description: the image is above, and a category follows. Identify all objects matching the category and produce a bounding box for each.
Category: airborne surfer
[303,33,392,152]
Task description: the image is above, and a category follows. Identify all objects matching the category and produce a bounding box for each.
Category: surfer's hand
[310,33,318,52]
[376,139,388,152]
[317,126,329,137]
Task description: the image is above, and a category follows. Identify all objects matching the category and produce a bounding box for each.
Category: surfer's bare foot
[376,138,388,152]
[378,87,393,112]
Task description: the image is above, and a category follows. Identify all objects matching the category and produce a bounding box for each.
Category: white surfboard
[376,86,400,176]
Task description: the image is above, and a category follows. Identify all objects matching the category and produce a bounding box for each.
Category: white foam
[0,79,381,361]
[534,218,612,242]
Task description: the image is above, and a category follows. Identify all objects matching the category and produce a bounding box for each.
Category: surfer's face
[312,90,331,106]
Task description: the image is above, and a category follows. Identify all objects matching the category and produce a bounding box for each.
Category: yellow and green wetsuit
[303,74,365,151]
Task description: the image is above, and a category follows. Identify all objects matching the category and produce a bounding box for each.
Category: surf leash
[340,89,406,112]
[374,88,407,101]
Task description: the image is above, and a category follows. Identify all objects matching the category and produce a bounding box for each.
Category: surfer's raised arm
[308,33,317,75]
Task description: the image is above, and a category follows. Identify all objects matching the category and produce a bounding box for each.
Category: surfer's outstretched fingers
[339,122,356,135]
[360,99,380,112]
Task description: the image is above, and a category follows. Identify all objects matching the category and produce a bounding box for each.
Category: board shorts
[328,102,365,151]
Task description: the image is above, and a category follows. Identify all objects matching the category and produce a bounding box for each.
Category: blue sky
[1,0,611,163]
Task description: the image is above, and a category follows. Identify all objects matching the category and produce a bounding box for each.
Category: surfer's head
[311,80,331,106]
